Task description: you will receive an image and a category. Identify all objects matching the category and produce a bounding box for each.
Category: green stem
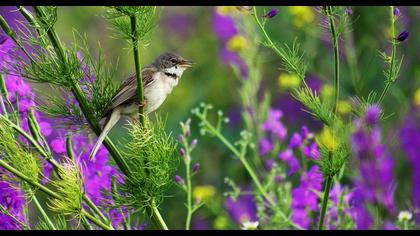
[0,159,111,230]
[0,159,60,199]
[32,193,57,230]
[378,6,397,104]
[318,7,340,230]
[184,150,192,230]
[2,114,113,228]
[28,6,131,176]
[200,117,302,229]
[318,175,333,230]
[129,14,168,230]
[327,6,340,114]
[129,15,145,125]
[81,215,93,230]
[82,209,113,230]
[252,7,306,84]
[83,194,111,227]
[149,200,168,230]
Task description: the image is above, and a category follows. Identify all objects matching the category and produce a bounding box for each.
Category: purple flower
[393,7,401,17]
[264,159,274,171]
[0,181,26,229]
[365,104,381,125]
[258,138,273,156]
[399,108,420,223]
[175,175,184,185]
[351,115,396,229]
[278,149,300,176]
[396,30,409,42]
[264,8,279,18]
[288,132,302,149]
[290,166,323,229]
[225,191,257,225]
[302,141,320,160]
[345,7,353,15]
[192,163,200,173]
[261,108,287,141]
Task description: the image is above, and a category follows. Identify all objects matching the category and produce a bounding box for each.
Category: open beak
[179,60,194,69]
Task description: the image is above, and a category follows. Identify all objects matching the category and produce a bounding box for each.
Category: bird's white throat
[164,65,186,78]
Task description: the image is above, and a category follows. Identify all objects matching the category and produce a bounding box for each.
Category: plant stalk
[318,6,340,230]
[318,175,333,230]
[378,6,397,104]
[32,193,57,230]
[130,15,145,125]
[28,6,131,176]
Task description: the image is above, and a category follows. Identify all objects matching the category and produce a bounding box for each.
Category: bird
[89,52,193,160]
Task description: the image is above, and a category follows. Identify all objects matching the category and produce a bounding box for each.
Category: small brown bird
[89,52,193,160]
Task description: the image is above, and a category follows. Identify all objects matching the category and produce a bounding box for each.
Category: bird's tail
[89,108,121,161]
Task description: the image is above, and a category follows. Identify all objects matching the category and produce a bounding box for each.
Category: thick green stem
[149,200,168,230]
[130,15,145,125]
[82,209,113,230]
[318,175,333,230]
[28,6,131,176]
[327,6,340,115]
[32,194,56,230]
[318,7,341,230]
[128,14,167,230]
[378,6,397,104]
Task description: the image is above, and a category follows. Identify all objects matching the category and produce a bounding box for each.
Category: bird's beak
[179,60,193,69]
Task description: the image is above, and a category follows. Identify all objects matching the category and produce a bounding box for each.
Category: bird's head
[153,52,193,78]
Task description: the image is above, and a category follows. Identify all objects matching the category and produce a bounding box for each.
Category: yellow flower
[278,73,301,90]
[317,126,338,151]
[216,6,237,15]
[320,84,334,99]
[337,100,351,115]
[414,88,420,107]
[288,6,315,28]
[213,215,229,229]
[227,34,247,52]
[193,185,216,202]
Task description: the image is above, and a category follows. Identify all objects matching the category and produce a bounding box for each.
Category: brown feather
[102,65,157,119]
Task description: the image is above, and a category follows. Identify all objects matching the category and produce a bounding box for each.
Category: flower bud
[396,30,409,42]
[175,175,184,185]
[264,8,279,18]
[190,139,198,149]
[393,7,401,17]
[365,104,381,125]
[180,148,186,157]
[192,163,200,173]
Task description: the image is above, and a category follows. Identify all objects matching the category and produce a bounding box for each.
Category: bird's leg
[139,99,147,107]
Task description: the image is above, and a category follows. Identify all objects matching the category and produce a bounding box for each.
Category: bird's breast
[143,72,178,114]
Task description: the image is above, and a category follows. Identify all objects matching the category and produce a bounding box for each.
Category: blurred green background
[4,6,419,229]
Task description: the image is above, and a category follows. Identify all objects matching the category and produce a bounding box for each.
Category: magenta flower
[278,149,300,176]
[290,166,323,229]
[261,108,287,141]
[258,138,273,156]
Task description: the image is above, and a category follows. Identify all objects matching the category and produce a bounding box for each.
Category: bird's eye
[170,58,177,64]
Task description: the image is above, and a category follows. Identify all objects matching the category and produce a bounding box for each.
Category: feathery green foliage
[0,118,41,185]
[47,160,83,220]
[105,6,157,48]
[118,114,178,210]
[293,86,337,127]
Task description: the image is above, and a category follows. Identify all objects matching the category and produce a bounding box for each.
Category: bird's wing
[102,66,157,118]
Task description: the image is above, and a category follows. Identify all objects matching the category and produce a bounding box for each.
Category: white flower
[241,221,259,230]
[398,211,413,221]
